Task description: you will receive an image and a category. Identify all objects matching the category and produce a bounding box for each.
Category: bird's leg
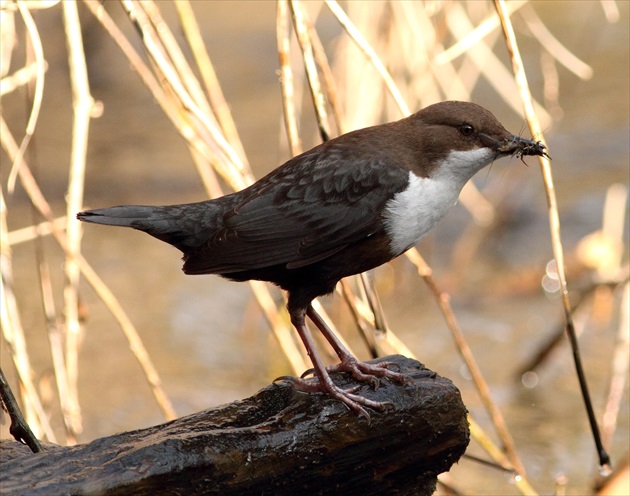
[306,305,407,387]
[283,309,391,419]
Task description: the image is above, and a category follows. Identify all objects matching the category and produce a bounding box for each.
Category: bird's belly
[382,172,461,255]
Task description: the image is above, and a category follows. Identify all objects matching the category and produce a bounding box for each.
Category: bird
[77,101,548,418]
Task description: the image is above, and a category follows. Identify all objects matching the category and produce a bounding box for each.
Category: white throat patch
[383,147,495,254]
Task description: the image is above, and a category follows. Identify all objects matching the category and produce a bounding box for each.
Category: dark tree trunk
[0,356,469,495]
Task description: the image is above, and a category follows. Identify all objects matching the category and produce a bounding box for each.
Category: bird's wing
[182,145,410,275]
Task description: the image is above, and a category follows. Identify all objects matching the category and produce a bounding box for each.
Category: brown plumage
[78,101,547,417]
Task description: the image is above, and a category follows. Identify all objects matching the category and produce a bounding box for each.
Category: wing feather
[183,138,410,275]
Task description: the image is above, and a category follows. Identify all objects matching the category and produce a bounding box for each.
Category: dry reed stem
[248,280,309,374]
[0,0,15,80]
[305,15,345,136]
[82,1,228,196]
[445,2,551,129]
[7,208,88,440]
[6,1,44,194]
[119,0,251,189]
[436,0,528,65]
[602,282,629,450]
[357,274,389,336]
[80,1,167,104]
[520,4,593,80]
[83,0,221,195]
[494,0,611,471]
[6,215,66,245]
[276,0,302,157]
[338,281,379,357]
[8,1,61,8]
[601,184,628,279]
[0,62,43,96]
[325,0,408,117]
[466,419,539,495]
[174,0,248,164]
[310,299,355,362]
[61,0,94,439]
[140,0,214,117]
[600,185,629,450]
[337,280,416,359]
[405,247,527,478]
[2,0,77,444]
[41,288,74,444]
[600,0,621,23]
[29,206,76,443]
[142,0,253,190]
[138,0,227,200]
[392,1,474,104]
[0,192,56,443]
[289,0,331,141]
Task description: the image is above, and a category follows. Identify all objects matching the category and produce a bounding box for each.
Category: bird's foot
[325,356,408,389]
[275,374,392,421]
[301,358,407,387]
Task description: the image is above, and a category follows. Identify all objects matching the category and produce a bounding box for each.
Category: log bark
[0,355,469,495]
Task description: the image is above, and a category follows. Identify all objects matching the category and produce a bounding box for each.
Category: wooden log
[0,355,469,495]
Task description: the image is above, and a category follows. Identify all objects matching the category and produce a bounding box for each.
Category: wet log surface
[0,355,469,496]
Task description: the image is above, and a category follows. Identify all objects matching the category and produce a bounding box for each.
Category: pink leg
[281,309,392,419]
[306,305,407,386]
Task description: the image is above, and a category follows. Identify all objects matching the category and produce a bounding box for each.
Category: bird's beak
[492,134,550,159]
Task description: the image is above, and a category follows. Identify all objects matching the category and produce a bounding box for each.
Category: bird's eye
[459,124,475,137]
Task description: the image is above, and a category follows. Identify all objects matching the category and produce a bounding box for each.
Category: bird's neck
[382,170,466,255]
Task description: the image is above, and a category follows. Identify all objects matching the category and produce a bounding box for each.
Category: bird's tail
[77,204,216,252]
[77,205,159,228]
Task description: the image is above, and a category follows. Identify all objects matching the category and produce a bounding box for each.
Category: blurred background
[1,1,628,494]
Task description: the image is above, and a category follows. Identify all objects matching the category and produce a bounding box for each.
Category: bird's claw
[326,357,408,389]
[300,358,407,386]
[275,375,361,395]
[275,359,403,421]
[300,367,315,379]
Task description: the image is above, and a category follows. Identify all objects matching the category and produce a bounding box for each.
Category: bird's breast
[382,171,461,255]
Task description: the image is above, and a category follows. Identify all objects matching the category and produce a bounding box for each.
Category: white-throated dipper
[78,101,548,418]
